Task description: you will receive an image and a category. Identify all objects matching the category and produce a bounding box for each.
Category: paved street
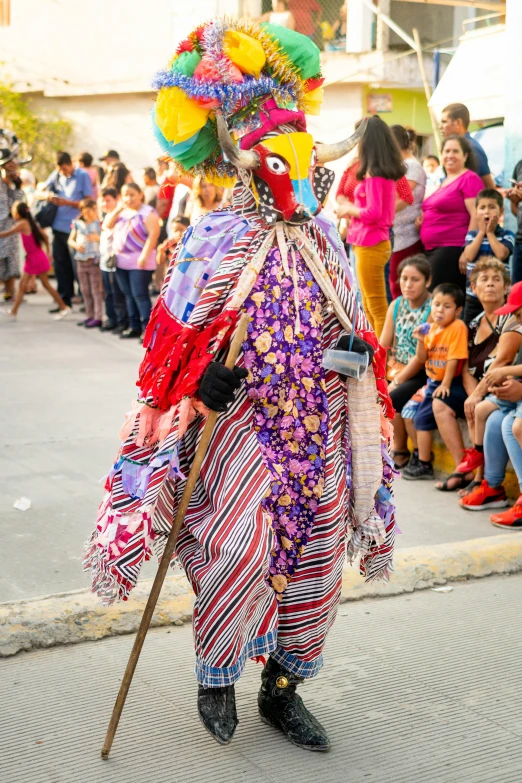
[0,293,511,602]
[1,573,521,783]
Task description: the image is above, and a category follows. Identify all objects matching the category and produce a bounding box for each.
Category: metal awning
[429,25,505,121]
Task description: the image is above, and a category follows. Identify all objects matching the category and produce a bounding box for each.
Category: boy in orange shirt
[403,283,468,480]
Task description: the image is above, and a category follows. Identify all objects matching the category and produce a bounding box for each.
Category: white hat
[0,129,32,166]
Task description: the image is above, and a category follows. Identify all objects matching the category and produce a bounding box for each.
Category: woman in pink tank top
[0,201,70,319]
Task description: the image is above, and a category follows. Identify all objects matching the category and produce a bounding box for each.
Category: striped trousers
[155,370,349,688]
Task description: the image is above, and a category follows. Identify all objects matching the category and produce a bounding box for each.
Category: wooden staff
[101,313,251,759]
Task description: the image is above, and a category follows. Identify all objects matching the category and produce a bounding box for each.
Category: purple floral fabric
[243,245,329,600]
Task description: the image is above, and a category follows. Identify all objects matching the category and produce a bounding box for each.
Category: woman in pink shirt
[336,116,406,337]
[419,135,483,293]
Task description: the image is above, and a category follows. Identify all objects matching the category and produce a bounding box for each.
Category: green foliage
[0,83,74,182]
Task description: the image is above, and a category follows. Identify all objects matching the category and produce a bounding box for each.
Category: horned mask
[217,113,367,226]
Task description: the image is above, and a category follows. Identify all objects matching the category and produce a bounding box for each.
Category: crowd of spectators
[335,101,522,532]
[0,147,228,340]
[3,99,522,531]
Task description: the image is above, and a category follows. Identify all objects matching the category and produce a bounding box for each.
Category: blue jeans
[102,270,128,328]
[484,409,522,490]
[510,243,522,285]
[115,268,153,333]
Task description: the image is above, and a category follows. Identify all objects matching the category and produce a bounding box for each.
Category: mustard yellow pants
[354,240,391,338]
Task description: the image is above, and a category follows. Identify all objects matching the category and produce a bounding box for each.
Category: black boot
[258,657,330,752]
[197,684,238,746]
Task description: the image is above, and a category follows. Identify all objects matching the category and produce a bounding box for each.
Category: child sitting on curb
[380,254,432,470]
[460,189,515,324]
[403,283,468,481]
[457,280,522,483]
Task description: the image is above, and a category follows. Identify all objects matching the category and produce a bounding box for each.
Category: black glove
[336,334,374,364]
[198,362,248,412]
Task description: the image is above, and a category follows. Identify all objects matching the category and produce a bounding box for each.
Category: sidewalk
[1,574,521,783]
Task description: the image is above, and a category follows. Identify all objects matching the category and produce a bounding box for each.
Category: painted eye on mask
[265,155,290,175]
[310,149,317,167]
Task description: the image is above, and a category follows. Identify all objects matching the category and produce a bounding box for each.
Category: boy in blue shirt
[460,189,515,323]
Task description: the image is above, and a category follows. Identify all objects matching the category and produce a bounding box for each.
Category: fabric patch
[313,166,335,205]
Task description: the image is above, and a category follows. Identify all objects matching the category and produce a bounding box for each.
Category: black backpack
[34,178,58,229]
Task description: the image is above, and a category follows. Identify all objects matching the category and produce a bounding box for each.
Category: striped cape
[83,186,396,605]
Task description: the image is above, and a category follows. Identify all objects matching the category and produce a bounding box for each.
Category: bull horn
[315,118,368,163]
[216,113,259,170]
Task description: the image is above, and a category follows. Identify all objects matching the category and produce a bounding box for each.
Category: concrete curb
[2,534,522,658]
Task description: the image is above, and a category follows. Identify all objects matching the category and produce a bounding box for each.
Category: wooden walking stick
[101,313,251,759]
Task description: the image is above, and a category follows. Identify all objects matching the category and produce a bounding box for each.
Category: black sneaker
[402,460,434,480]
[408,451,420,470]
[119,328,142,339]
[100,322,117,332]
[113,324,128,335]
[408,450,434,469]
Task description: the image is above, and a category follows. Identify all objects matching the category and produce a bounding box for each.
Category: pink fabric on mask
[239,97,307,150]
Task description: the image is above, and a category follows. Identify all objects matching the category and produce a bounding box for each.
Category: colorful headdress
[152,19,325,185]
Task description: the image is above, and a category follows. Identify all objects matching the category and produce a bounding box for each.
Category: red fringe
[138,299,239,411]
[359,328,395,421]
[174,310,238,401]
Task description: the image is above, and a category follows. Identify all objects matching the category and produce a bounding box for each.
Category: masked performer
[0,131,28,301]
[84,20,396,752]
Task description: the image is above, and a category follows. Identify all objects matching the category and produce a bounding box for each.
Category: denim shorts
[414,377,468,432]
[486,394,522,418]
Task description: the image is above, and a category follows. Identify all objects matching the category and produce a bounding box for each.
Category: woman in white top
[389,125,427,300]
[260,0,295,29]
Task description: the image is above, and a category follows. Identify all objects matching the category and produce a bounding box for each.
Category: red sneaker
[456,448,484,474]
[490,497,522,529]
[459,479,509,511]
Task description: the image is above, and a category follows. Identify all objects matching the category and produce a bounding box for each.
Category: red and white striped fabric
[83,185,397,686]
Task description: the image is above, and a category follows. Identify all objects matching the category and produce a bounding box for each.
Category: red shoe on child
[459,479,508,511]
[456,448,484,474]
[490,497,522,529]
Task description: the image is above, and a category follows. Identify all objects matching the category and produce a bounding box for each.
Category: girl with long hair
[102,161,131,197]
[380,255,432,469]
[0,201,70,319]
[336,115,406,336]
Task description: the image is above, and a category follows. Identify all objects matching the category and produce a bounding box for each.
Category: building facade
[0,0,483,176]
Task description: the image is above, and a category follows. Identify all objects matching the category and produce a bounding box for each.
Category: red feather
[304,76,325,92]
[175,39,194,55]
